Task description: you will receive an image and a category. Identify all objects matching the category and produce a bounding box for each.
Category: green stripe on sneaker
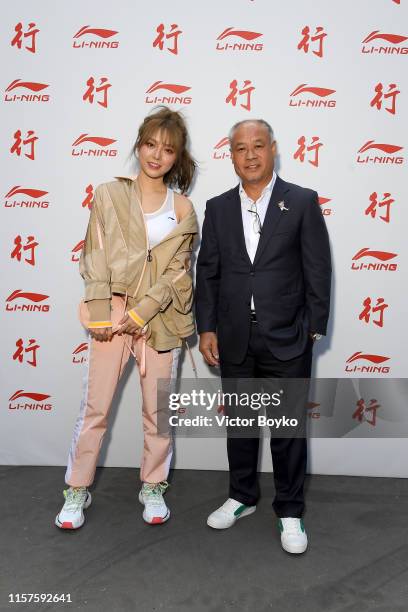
[234,504,249,516]
[278,519,283,533]
[300,519,305,532]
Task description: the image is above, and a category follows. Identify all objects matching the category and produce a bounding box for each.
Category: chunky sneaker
[55,487,92,530]
[207,498,256,529]
[279,517,308,554]
[139,481,170,525]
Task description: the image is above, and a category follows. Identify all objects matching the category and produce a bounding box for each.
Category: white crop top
[143,188,178,247]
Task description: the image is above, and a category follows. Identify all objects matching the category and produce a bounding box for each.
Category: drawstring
[121,290,148,375]
[140,336,146,376]
[184,339,198,378]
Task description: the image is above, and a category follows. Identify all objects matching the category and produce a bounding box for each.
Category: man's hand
[89,327,113,342]
[199,332,219,366]
[115,313,143,336]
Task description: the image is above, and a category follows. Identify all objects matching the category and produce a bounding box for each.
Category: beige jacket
[79,177,198,351]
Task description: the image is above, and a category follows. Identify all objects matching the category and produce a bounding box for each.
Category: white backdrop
[1,0,407,477]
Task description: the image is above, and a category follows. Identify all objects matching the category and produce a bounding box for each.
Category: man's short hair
[228,119,274,144]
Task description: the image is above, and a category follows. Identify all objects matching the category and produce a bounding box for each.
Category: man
[195,119,331,554]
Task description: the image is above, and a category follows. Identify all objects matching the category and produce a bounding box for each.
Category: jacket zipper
[131,183,195,298]
[130,185,152,344]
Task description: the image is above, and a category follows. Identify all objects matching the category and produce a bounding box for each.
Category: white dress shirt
[239,171,277,311]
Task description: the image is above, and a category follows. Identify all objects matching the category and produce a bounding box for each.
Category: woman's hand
[89,327,113,342]
[115,313,143,336]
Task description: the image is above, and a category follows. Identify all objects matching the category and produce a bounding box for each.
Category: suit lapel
[228,185,252,265]
[253,176,289,265]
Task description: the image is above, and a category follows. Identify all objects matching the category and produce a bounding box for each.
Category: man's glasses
[247,202,262,235]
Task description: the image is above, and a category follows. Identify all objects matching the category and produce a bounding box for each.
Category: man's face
[230,122,276,185]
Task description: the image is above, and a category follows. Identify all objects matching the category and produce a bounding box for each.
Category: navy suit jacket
[195,176,332,362]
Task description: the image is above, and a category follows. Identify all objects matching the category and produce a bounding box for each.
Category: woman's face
[137,129,177,180]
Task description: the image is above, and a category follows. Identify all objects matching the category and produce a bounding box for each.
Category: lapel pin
[278,201,289,212]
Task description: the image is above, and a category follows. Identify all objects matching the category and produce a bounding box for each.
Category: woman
[55,107,198,529]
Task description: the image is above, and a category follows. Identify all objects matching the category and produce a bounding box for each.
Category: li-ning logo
[318,196,333,216]
[351,248,398,271]
[5,290,50,313]
[9,390,52,411]
[345,352,390,374]
[145,81,192,105]
[72,134,117,157]
[216,28,263,51]
[4,79,49,102]
[73,25,119,49]
[213,137,231,160]
[356,141,404,165]
[73,342,88,364]
[4,186,49,209]
[71,240,84,262]
[289,84,336,108]
[361,31,408,54]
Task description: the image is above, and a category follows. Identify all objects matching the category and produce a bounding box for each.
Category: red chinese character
[352,398,380,426]
[11,235,39,266]
[13,338,39,367]
[83,77,111,109]
[370,83,400,115]
[11,22,39,54]
[297,26,327,58]
[153,23,182,55]
[365,192,394,223]
[293,136,322,167]
[82,184,94,209]
[10,129,38,160]
[226,79,255,111]
[359,297,388,328]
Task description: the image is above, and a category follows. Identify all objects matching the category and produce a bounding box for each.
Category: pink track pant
[65,296,180,487]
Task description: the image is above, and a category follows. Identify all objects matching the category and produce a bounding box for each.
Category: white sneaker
[55,487,92,530]
[139,482,170,525]
[279,517,308,554]
[207,498,256,529]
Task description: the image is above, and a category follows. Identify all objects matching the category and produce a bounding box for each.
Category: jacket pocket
[160,304,195,338]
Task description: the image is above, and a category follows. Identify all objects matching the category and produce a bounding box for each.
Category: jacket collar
[114,175,198,240]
